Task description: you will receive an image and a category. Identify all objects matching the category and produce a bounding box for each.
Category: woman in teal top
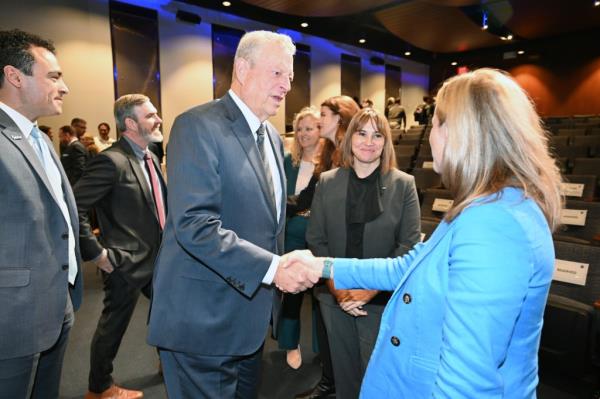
[278,106,321,369]
[284,69,564,398]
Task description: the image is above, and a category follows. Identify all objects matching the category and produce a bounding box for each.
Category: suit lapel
[222,94,278,224]
[265,123,286,230]
[119,139,160,224]
[0,110,64,208]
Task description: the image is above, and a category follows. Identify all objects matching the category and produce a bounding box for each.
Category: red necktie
[144,152,165,229]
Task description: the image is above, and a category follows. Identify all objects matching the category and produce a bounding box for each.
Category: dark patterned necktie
[256,124,276,205]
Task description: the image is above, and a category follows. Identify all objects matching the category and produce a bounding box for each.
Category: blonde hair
[290,106,320,167]
[234,30,295,66]
[435,68,563,230]
[341,107,396,175]
[315,95,361,176]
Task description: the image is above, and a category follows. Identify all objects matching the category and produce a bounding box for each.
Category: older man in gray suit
[147,30,319,398]
[0,29,82,398]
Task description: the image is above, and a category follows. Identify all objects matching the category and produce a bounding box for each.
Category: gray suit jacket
[306,167,421,302]
[0,108,83,360]
[74,138,166,288]
[148,93,286,356]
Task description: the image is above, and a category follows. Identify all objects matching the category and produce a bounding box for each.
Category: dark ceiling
[185,0,600,63]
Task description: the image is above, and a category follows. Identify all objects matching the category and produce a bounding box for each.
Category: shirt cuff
[262,254,280,285]
[91,248,107,264]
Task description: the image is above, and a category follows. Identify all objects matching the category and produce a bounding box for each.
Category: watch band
[322,258,333,279]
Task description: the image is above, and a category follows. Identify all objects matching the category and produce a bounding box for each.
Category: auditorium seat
[571,135,600,157]
[539,241,600,377]
[420,188,453,222]
[554,200,600,246]
[562,174,598,202]
[420,218,439,242]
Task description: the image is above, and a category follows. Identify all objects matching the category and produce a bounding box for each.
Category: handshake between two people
[273,250,325,294]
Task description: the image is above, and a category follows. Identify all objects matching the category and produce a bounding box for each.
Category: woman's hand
[339,300,368,317]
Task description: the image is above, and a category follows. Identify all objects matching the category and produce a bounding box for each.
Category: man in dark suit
[59,124,88,185]
[147,30,319,398]
[75,94,166,399]
[0,29,82,398]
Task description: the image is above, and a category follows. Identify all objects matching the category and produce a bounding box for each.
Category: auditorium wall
[1,0,430,152]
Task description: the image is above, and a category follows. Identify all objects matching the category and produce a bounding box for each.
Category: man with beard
[74,94,166,399]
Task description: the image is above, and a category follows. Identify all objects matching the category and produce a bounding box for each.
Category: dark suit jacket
[61,139,88,185]
[0,109,83,360]
[74,138,166,288]
[148,93,286,356]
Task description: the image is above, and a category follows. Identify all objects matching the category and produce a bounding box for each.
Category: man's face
[132,101,163,144]
[19,46,69,120]
[72,121,86,137]
[58,129,71,146]
[237,43,293,122]
[98,125,110,139]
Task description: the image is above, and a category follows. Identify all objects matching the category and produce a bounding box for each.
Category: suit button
[62,264,69,271]
[390,336,400,346]
[61,233,69,240]
[403,293,412,304]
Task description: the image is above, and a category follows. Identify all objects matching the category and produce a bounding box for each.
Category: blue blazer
[334,187,554,398]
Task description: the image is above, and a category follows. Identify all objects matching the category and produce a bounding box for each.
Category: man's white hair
[234,30,295,65]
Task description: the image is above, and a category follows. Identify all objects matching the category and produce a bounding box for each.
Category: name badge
[560,208,587,226]
[432,198,453,212]
[422,161,434,169]
[561,183,585,197]
[553,258,589,286]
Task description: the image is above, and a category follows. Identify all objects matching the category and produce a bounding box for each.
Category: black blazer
[61,139,88,185]
[74,138,166,288]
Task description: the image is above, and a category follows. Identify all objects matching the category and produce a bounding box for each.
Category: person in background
[306,107,421,399]
[0,28,82,399]
[278,106,322,370]
[295,95,361,399]
[71,117,87,139]
[95,122,115,152]
[59,124,88,185]
[387,98,406,131]
[285,68,563,398]
[81,132,99,157]
[384,97,395,119]
[39,124,53,140]
[360,98,373,109]
[75,94,166,399]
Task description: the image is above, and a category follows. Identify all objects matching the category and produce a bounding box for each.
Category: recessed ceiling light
[404,51,411,56]
[300,22,308,28]
[451,61,458,66]
[517,50,525,55]
[222,1,231,6]
[595,0,600,6]
[482,24,488,31]
[506,34,513,40]
[359,38,366,44]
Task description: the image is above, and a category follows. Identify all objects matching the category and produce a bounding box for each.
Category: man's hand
[281,250,325,278]
[94,248,114,273]
[273,252,320,293]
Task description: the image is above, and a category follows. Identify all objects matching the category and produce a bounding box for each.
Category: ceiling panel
[241,0,396,17]
[506,0,600,39]
[375,1,502,53]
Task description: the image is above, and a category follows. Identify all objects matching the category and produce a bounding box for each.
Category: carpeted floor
[58,263,592,398]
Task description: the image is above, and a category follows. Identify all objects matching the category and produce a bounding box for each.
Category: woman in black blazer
[306,107,421,399]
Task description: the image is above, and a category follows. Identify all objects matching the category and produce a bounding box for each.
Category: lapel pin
[11,135,22,140]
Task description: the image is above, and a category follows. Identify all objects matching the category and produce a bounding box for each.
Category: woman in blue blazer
[284,69,564,398]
